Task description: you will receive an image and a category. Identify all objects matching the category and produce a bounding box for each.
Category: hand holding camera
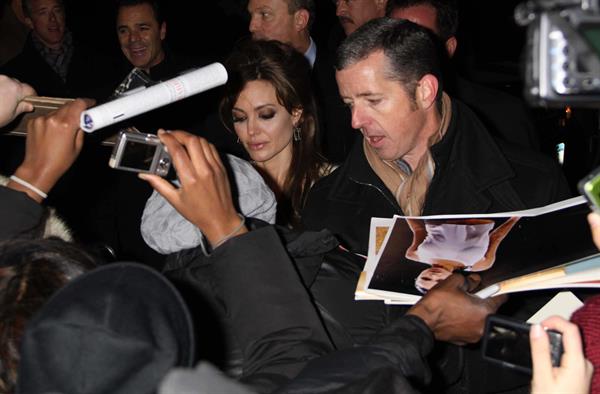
[138,130,246,247]
[530,316,593,394]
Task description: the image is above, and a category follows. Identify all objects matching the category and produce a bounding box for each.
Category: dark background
[1,0,600,191]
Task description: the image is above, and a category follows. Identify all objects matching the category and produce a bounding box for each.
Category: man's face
[248,0,298,45]
[335,0,386,36]
[24,0,66,49]
[389,4,439,35]
[336,51,428,163]
[116,3,166,71]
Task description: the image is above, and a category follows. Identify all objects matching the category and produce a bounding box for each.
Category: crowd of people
[0,0,598,393]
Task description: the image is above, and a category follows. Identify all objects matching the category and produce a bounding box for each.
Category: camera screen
[120,140,157,171]
[484,321,533,373]
[580,24,600,59]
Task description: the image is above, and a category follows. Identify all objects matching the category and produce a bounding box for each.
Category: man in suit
[335,0,388,36]
[246,0,357,163]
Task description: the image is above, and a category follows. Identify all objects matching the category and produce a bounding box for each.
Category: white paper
[80,62,228,132]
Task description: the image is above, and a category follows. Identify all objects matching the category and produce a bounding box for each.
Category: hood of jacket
[16,262,195,394]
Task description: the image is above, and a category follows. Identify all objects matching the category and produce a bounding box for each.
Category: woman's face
[231,80,301,166]
[415,265,452,293]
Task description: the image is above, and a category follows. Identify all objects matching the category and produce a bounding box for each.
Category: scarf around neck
[32,29,73,82]
[364,93,452,216]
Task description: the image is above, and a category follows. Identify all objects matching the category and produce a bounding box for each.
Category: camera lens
[159,158,170,169]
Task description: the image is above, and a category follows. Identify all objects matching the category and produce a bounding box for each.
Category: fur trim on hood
[0,175,73,241]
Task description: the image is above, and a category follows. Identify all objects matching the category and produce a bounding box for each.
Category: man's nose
[249,15,260,33]
[336,1,348,17]
[129,30,141,42]
[350,106,366,130]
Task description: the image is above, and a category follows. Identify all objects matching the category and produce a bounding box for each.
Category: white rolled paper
[80,62,228,132]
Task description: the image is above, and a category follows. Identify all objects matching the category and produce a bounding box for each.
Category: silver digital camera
[517,0,600,107]
[109,129,171,177]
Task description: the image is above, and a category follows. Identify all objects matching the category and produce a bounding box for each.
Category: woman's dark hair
[0,237,97,392]
[219,39,326,226]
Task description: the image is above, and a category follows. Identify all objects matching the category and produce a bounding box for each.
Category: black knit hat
[16,262,195,394]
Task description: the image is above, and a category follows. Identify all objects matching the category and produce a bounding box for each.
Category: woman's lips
[247,142,267,151]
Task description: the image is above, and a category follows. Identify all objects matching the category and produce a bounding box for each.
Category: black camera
[482,314,564,374]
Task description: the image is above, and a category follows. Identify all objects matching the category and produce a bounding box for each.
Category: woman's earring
[293,126,301,142]
[236,137,241,144]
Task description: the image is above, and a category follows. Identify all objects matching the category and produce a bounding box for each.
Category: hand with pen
[407,273,507,345]
[0,75,36,127]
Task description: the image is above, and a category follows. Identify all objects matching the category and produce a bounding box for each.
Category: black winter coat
[302,98,572,256]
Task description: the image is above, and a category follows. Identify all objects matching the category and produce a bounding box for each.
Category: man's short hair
[22,0,65,18]
[385,0,458,41]
[336,17,444,105]
[115,0,164,24]
[284,0,316,30]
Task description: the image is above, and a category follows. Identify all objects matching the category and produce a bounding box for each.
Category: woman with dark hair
[219,39,332,227]
[0,237,97,392]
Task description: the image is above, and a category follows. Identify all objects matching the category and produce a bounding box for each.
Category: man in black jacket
[0,0,114,99]
[300,18,571,393]
[302,18,570,257]
[107,0,219,268]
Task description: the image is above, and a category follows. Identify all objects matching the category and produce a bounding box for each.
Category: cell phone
[482,315,563,374]
[108,129,171,177]
[579,165,600,211]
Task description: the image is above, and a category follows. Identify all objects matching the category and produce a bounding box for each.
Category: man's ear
[445,36,457,58]
[416,74,439,110]
[294,9,309,32]
[160,21,167,40]
[24,17,34,30]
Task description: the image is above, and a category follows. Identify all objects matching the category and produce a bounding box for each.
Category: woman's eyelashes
[231,111,246,123]
[232,110,276,123]
[258,110,276,120]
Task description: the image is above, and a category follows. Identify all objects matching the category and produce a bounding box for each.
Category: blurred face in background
[24,0,66,49]
[231,80,301,170]
[116,3,166,72]
[248,0,306,50]
[335,0,386,36]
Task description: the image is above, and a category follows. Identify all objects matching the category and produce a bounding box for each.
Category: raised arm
[7,98,93,204]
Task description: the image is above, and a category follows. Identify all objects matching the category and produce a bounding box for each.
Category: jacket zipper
[348,177,401,213]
